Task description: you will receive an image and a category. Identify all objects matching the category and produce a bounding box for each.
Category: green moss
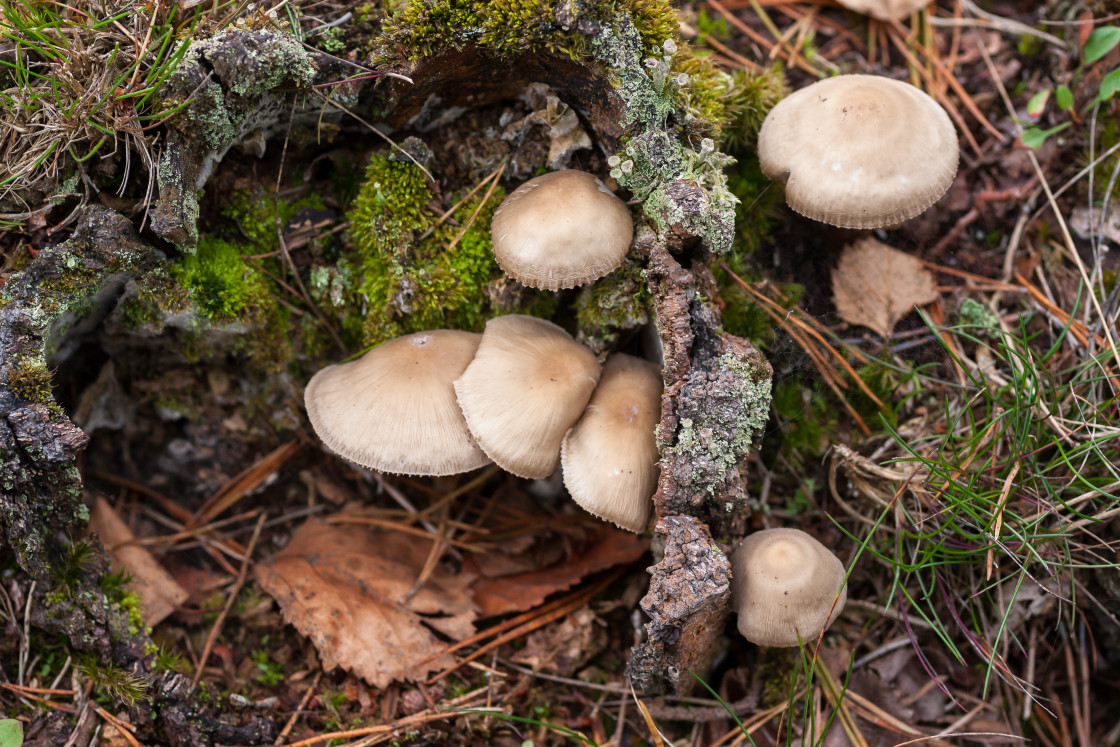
[75,654,150,708]
[771,379,833,458]
[348,153,433,262]
[342,151,552,347]
[622,0,678,52]
[224,188,328,252]
[119,590,147,636]
[173,238,268,320]
[7,356,56,408]
[170,235,291,368]
[378,0,678,62]
[576,262,651,351]
[720,65,787,151]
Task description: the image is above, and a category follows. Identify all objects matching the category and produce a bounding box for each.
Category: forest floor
[2,0,1119,746]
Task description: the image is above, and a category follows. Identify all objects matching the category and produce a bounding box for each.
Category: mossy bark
[0,208,276,745]
[1,1,777,720]
[365,7,772,694]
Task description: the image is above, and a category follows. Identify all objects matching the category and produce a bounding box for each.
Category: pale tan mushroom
[453,314,601,478]
[837,0,929,22]
[305,330,491,476]
[561,354,663,533]
[730,528,847,647]
[491,170,634,290]
[757,75,958,229]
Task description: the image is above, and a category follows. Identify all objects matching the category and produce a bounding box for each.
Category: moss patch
[340,151,553,347]
[7,357,56,408]
[377,0,678,61]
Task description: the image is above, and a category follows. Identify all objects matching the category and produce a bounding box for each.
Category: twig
[192,514,266,687]
[274,671,322,745]
[971,29,1120,394]
[94,707,141,747]
[283,687,493,747]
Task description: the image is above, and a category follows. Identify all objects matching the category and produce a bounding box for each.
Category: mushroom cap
[836,0,929,21]
[730,528,847,647]
[491,170,634,290]
[454,314,601,479]
[305,330,491,476]
[561,354,663,533]
[757,75,958,229]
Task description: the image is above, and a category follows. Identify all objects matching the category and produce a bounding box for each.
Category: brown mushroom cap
[730,528,847,647]
[305,330,491,476]
[491,170,634,290]
[757,75,958,229]
[837,0,929,21]
[453,315,601,478]
[561,354,663,533]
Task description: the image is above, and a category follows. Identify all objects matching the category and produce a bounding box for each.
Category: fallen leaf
[832,238,939,338]
[254,518,477,688]
[88,496,189,626]
[468,520,648,617]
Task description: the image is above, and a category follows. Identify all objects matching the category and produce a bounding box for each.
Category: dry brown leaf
[468,521,648,617]
[254,518,477,688]
[88,496,188,626]
[832,237,939,338]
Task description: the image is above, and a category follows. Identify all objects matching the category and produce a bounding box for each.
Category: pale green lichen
[668,351,772,494]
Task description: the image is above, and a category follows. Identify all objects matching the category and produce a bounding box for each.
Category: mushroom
[836,0,929,21]
[730,528,847,647]
[757,74,958,229]
[491,170,634,290]
[453,314,601,479]
[561,354,663,533]
[305,330,491,476]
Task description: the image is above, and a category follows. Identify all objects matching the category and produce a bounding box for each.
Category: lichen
[667,350,772,495]
[154,28,317,250]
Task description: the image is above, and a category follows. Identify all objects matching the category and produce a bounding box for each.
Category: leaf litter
[831,237,940,338]
[256,514,647,688]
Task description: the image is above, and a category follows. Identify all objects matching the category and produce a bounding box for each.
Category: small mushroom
[730,528,847,647]
[836,0,929,21]
[561,354,663,533]
[305,330,491,476]
[757,74,958,229]
[454,314,601,478]
[491,170,634,290]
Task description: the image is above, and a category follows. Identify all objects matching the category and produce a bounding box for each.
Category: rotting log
[0,3,774,721]
[0,208,276,745]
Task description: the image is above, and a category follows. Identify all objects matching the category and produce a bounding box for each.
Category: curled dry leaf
[832,237,939,338]
[88,496,188,626]
[468,520,648,617]
[254,518,476,688]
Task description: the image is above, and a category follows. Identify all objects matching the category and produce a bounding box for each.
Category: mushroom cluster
[758,74,958,229]
[730,528,847,647]
[305,315,663,533]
